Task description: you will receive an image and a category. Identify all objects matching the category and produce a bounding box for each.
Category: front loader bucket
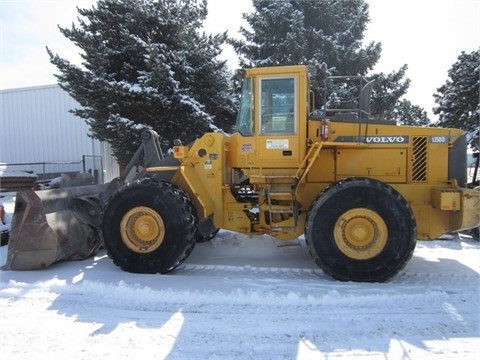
[5,184,106,270]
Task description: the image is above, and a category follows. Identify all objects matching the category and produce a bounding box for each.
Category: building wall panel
[0,85,119,182]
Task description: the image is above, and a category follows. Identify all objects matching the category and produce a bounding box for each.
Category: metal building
[0,84,119,185]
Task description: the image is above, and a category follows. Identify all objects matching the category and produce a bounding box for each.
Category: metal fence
[0,155,104,192]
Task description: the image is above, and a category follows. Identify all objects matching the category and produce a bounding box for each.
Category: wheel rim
[334,208,388,260]
[120,206,165,253]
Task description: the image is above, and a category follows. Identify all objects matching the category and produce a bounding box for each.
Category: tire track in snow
[175,262,479,288]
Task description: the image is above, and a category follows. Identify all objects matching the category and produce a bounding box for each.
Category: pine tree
[232,0,381,74]
[433,50,480,149]
[230,0,419,120]
[384,99,430,126]
[47,0,236,166]
[370,65,410,120]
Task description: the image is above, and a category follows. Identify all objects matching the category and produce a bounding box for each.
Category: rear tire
[305,177,416,282]
[468,186,480,241]
[101,178,196,273]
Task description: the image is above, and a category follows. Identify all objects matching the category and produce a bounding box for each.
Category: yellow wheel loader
[5,65,480,282]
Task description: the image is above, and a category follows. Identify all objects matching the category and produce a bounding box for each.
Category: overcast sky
[1,0,478,120]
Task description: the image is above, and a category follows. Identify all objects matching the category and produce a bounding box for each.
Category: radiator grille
[412,136,428,182]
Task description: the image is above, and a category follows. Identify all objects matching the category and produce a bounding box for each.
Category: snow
[0,196,479,359]
[0,169,38,178]
[0,193,14,233]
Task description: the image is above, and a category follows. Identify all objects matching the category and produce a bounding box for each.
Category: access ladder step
[270,226,297,232]
[268,191,293,197]
[250,175,298,184]
[269,208,295,214]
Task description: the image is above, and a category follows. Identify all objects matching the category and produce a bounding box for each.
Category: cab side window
[260,77,296,135]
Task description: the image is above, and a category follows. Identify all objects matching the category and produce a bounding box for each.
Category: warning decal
[266,139,289,149]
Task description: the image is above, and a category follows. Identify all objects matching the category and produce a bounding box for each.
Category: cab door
[255,75,302,168]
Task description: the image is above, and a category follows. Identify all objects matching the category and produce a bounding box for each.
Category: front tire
[101,179,196,273]
[305,177,416,282]
[196,228,220,243]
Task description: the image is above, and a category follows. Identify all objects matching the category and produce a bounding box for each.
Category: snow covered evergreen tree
[47,0,235,166]
[231,0,417,121]
[232,0,381,73]
[384,99,430,126]
[433,50,480,149]
[369,65,411,120]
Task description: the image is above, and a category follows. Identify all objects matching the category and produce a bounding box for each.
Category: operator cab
[231,65,309,168]
[237,76,297,136]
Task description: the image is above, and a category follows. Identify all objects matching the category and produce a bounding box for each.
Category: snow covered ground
[0,195,479,359]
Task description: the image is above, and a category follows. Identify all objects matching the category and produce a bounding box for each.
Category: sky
[0,0,478,120]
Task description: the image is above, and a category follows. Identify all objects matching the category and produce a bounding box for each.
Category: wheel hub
[120,206,165,253]
[334,208,387,260]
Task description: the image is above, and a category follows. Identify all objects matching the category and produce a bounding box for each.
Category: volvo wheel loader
[5,65,480,282]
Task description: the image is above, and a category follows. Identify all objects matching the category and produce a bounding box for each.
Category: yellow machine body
[154,65,479,241]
